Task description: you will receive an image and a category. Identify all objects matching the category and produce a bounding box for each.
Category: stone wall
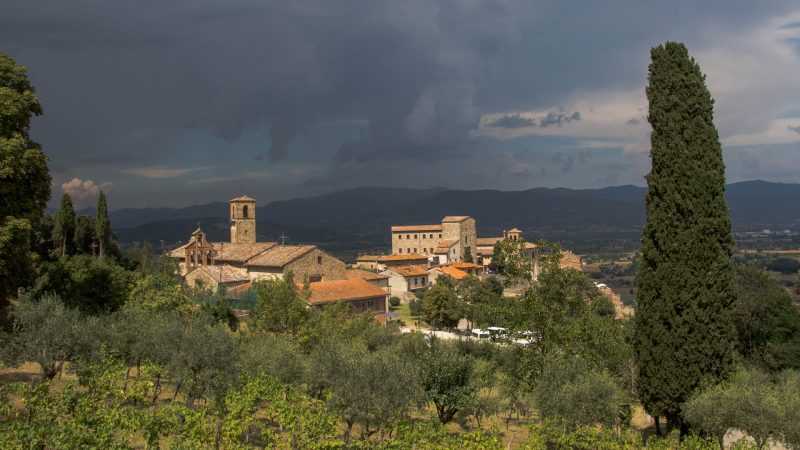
[284,248,347,282]
[392,230,443,256]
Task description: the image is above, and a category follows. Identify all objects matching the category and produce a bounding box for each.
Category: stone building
[381,265,429,298]
[354,253,428,271]
[169,196,347,290]
[390,216,477,264]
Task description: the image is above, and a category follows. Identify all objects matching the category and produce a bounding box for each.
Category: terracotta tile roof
[391,224,443,232]
[476,237,503,247]
[230,195,256,202]
[193,264,250,283]
[388,265,430,277]
[168,242,277,262]
[357,254,428,262]
[433,240,458,254]
[306,278,387,305]
[451,262,483,270]
[476,247,495,256]
[216,242,277,262]
[345,269,389,281]
[246,245,316,267]
[442,216,471,223]
[437,265,468,280]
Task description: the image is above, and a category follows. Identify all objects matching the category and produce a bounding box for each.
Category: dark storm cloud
[487,114,537,128]
[1,0,796,206]
[539,111,581,128]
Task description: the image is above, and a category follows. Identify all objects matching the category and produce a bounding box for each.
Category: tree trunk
[151,373,162,405]
[654,416,662,436]
[172,380,183,402]
[123,366,131,393]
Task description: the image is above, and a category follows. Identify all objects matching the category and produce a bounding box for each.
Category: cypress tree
[52,193,76,257]
[634,42,736,434]
[73,215,94,254]
[95,191,111,259]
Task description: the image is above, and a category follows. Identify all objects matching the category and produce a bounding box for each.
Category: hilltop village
[169,195,588,322]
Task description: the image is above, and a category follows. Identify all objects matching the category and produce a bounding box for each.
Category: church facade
[169,196,347,291]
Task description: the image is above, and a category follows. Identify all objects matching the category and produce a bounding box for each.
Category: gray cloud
[487,114,537,128]
[539,111,581,128]
[788,125,800,134]
[1,0,797,207]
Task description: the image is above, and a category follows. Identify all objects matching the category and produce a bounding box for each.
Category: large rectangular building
[391,216,477,264]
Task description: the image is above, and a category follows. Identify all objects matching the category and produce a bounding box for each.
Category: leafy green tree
[2,294,88,379]
[0,218,33,319]
[684,368,792,450]
[166,318,239,408]
[95,190,111,259]
[32,254,132,314]
[634,42,736,433]
[418,341,476,424]
[733,265,800,371]
[52,193,76,257]
[0,53,51,320]
[239,333,308,386]
[127,272,191,313]
[491,238,530,281]
[532,352,626,432]
[251,274,308,334]
[421,280,461,329]
[73,215,95,255]
[312,342,422,441]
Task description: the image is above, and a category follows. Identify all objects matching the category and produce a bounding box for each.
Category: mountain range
[94,180,800,257]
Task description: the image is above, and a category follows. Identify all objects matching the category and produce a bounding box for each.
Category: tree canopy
[634,42,736,432]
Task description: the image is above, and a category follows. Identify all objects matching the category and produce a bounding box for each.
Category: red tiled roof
[246,245,316,267]
[391,224,443,232]
[357,254,428,262]
[192,265,250,283]
[442,216,471,223]
[476,237,503,247]
[389,265,430,277]
[450,262,483,270]
[345,269,389,281]
[306,278,387,305]
[437,265,469,280]
[168,242,278,262]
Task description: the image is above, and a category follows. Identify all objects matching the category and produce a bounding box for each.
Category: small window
[399,248,403,254]
[399,234,403,239]
[317,256,322,265]
[414,234,417,239]
[439,234,442,238]
[243,205,249,218]
[309,274,322,282]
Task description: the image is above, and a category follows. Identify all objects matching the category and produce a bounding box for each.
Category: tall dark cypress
[634,42,736,434]
[95,191,110,259]
[53,193,76,256]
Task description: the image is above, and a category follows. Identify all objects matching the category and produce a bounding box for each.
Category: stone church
[169,195,347,291]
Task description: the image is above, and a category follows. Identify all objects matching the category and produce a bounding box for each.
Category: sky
[3,1,800,209]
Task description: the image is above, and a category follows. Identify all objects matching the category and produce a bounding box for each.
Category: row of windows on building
[411,276,427,287]
[397,233,442,240]
[398,247,436,254]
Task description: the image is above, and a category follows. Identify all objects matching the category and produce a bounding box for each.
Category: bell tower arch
[230,195,257,244]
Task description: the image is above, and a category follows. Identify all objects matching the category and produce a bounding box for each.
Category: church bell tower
[230,195,256,244]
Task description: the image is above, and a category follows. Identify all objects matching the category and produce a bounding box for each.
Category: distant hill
[112,180,800,256]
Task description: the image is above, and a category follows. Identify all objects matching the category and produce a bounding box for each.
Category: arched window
[243,205,249,218]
